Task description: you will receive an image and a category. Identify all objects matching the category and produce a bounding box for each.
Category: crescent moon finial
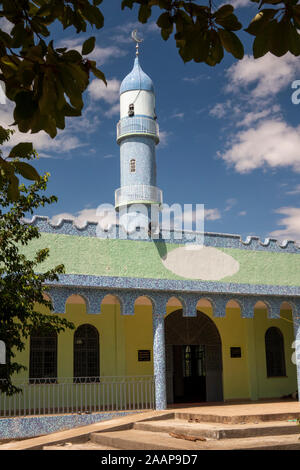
[131,30,143,56]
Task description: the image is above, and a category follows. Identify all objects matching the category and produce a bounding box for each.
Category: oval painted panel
[162,246,240,280]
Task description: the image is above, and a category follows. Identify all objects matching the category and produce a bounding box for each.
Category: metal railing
[115,184,163,208]
[117,116,159,143]
[0,376,155,417]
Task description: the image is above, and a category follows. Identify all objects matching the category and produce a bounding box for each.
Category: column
[243,297,259,400]
[152,307,167,410]
[292,306,300,401]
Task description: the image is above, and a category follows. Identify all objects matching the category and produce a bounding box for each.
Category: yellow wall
[13,299,297,402]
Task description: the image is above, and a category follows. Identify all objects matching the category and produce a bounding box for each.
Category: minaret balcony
[117,116,159,144]
[115,184,163,209]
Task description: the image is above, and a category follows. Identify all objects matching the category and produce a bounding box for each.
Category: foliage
[1,0,300,197]
[122,0,300,63]
[0,127,74,395]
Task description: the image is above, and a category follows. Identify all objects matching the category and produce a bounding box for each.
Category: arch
[254,300,270,313]
[166,296,184,317]
[101,294,122,314]
[29,328,57,381]
[66,294,87,305]
[265,327,286,377]
[165,309,223,403]
[197,298,215,315]
[134,295,154,309]
[226,299,242,310]
[280,301,294,321]
[74,324,100,381]
[197,298,214,309]
[280,301,294,314]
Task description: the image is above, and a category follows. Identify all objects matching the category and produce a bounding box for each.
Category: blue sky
[1,1,300,242]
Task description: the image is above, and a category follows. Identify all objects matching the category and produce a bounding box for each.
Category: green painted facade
[21,232,300,286]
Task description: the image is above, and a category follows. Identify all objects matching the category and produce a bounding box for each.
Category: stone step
[175,411,300,425]
[90,428,300,451]
[134,418,300,440]
[90,429,207,450]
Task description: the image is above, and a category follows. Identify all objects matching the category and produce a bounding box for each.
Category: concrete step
[90,429,207,450]
[134,418,300,439]
[91,429,300,450]
[90,428,300,450]
[175,411,300,425]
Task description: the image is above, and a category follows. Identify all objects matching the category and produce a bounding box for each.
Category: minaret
[115,33,162,232]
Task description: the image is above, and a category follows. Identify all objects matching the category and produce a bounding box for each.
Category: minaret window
[128,104,135,117]
[130,159,136,173]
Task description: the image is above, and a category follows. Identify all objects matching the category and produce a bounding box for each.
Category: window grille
[74,324,100,382]
[265,327,286,377]
[29,329,57,382]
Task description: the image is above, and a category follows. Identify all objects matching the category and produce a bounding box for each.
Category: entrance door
[173,345,206,403]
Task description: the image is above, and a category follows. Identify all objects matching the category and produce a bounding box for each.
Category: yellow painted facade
[14,296,297,402]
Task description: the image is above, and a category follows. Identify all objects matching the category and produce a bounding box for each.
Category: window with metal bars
[74,324,100,383]
[265,327,286,377]
[29,329,57,383]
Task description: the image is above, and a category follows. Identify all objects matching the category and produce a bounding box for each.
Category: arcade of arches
[16,295,297,404]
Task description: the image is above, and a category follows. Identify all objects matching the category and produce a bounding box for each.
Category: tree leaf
[157,12,172,29]
[8,143,34,159]
[218,30,244,59]
[14,162,40,181]
[245,9,278,36]
[82,36,96,55]
[269,20,289,56]
[138,4,152,23]
[7,174,19,201]
[214,5,234,19]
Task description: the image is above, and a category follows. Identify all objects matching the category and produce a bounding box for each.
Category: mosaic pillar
[152,310,167,410]
[292,306,300,402]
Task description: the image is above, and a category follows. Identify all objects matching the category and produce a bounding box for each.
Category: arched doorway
[165,310,223,403]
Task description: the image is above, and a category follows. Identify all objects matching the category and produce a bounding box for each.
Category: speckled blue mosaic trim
[0,411,139,439]
[46,284,300,319]
[45,273,300,298]
[27,216,300,253]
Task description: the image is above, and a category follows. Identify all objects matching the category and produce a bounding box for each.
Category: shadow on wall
[153,238,167,260]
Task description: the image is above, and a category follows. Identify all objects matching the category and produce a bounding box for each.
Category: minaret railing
[115,184,163,207]
[117,116,159,143]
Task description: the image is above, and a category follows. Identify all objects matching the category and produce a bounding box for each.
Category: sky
[1,1,300,243]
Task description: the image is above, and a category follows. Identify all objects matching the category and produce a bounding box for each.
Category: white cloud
[220,119,300,173]
[286,184,300,195]
[171,112,184,119]
[0,18,13,33]
[238,211,247,216]
[226,53,300,99]
[237,107,280,128]
[182,75,209,83]
[159,130,171,147]
[0,100,87,157]
[269,207,300,243]
[209,102,228,118]
[224,198,237,212]
[88,78,120,117]
[227,0,251,7]
[205,208,221,221]
[88,78,120,104]
[51,207,118,229]
[57,37,127,65]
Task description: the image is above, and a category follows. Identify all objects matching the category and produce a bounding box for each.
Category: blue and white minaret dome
[120,56,156,121]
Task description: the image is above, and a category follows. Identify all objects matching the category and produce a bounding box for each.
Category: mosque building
[1,38,300,416]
